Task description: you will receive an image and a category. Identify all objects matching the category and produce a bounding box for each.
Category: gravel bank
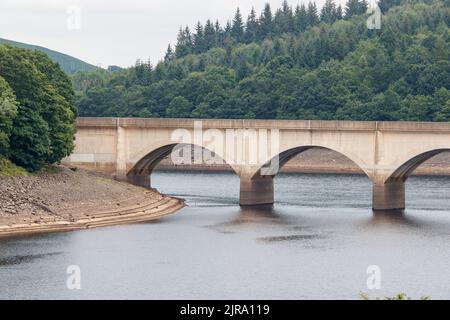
[0,166,184,237]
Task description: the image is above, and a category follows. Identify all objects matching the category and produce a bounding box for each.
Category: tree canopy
[0,45,76,171]
[73,0,450,122]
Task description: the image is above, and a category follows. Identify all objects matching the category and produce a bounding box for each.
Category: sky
[0,0,350,68]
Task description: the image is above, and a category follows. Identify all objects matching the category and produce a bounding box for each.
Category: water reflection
[0,252,62,266]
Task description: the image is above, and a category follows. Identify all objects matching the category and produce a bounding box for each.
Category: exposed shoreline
[0,166,185,238]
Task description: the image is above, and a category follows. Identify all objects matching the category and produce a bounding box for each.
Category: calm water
[0,172,449,300]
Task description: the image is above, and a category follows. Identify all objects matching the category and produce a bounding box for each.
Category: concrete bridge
[64,118,450,211]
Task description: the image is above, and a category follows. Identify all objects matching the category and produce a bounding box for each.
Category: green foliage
[0,38,97,74]
[345,0,368,19]
[360,291,431,300]
[378,0,403,13]
[0,45,76,172]
[0,76,18,157]
[167,96,192,118]
[0,157,28,176]
[74,0,450,122]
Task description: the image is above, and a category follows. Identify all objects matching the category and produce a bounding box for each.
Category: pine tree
[135,59,144,80]
[224,21,232,38]
[245,7,258,43]
[184,26,193,53]
[204,19,216,50]
[175,27,184,56]
[320,0,337,24]
[193,22,205,54]
[175,27,192,58]
[378,0,401,14]
[360,0,369,14]
[345,0,369,19]
[274,0,294,35]
[295,4,308,32]
[258,3,273,40]
[164,44,174,62]
[336,5,343,20]
[231,8,244,42]
[215,20,223,46]
[283,0,294,33]
[143,59,153,85]
[307,2,320,27]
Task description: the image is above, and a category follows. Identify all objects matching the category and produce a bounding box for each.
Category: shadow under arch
[127,142,239,178]
[386,148,450,183]
[252,146,372,180]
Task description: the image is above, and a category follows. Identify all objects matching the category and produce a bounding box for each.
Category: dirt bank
[0,166,185,237]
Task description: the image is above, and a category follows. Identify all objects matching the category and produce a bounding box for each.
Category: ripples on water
[0,171,449,299]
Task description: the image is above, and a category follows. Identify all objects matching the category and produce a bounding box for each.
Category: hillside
[0,38,97,74]
[73,0,450,121]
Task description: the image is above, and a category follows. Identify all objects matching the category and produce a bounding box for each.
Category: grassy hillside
[0,38,97,74]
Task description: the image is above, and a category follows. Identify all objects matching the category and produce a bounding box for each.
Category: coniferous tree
[274,0,294,35]
[282,0,294,33]
[231,8,245,42]
[204,19,216,50]
[307,2,320,27]
[215,20,224,46]
[144,59,153,85]
[295,4,308,32]
[184,27,193,53]
[175,27,191,58]
[193,22,205,54]
[360,0,369,14]
[336,5,343,20]
[378,0,401,14]
[320,0,337,24]
[345,0,369,19]
[224,21,232,39]
[246,7,258,43]
[258,3,273,40]
[164,44,175,62]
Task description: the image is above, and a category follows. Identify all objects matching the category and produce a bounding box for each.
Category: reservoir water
[0,171,449,299]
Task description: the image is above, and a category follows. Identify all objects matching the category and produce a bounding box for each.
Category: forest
[74,0,450,121]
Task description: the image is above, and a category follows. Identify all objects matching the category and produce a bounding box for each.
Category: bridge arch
[126,140,239,188]
[385,148,450,183]
[251,145,373,180]
[239,145,373,206]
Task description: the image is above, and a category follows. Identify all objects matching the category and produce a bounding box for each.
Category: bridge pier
[239,174,274,206]
[372,180,405,211]
[127,174,151,189]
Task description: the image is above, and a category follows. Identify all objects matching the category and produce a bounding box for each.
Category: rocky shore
[0,166,185,237]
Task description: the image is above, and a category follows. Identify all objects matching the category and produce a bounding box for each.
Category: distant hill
[0,38,98,74]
